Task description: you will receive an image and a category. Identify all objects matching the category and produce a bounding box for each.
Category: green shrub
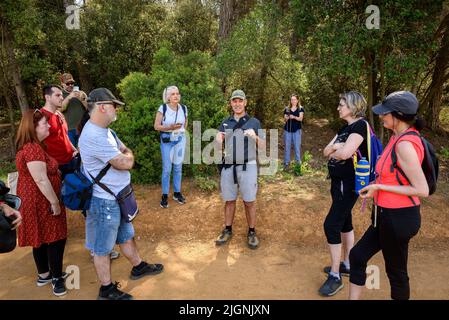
[0,160,16,183]
[114,46,228,184]
[439,146,449,160]
[292,151,313,176]
[194,176,218,192]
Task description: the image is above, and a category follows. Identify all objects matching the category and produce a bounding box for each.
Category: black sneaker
[323,262,350,276]
[37,272,68,287]
[130,262,164,280]
[97,282,133,300]
[173,192,186,204]
[51,277,67,296]
[160,194,168,208]
[318,274,344,297]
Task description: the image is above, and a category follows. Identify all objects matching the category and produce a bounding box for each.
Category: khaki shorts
[220,164,258,202]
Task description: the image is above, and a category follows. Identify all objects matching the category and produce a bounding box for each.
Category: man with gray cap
[215,89,266,249]
[79,88,163,300]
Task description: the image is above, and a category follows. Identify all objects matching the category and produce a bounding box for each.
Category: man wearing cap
[79,88,164,300]
[40,84,78,177]
[60,73,86,148]
[215,89,266,249]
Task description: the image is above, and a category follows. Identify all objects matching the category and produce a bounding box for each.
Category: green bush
[0,160,16,183]
[292,151,313,176]
[114,46,228,184]
[194,176,218,192]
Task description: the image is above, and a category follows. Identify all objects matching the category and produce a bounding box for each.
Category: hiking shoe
[318,274,344,297]
[323,262,350,276]
[37,272,68,287]
[51,277,67,296]
[215,228,232,246]
[110,250,120,260]
[97,282,133,300]
[130,262,164,280]
[247,231,259,249]
[173,192,186,204]
[160,194,168,208]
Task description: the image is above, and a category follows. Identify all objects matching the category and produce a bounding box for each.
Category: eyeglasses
[65,82,75,86]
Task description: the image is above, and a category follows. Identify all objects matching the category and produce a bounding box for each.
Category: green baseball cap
[230,89,246,100]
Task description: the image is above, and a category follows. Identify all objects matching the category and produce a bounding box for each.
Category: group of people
[2,68,429,300]
[320,90,428,300]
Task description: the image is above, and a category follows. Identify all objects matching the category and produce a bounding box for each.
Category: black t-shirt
[327,119,369,179]
[284,107,304,132]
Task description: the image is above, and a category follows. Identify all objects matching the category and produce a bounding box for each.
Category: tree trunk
[218,0,234,41]
[422,13,449,131]
[218,0,256,42]
[365,51,375,128]
[378,46,386,143]
[1,23,29,113]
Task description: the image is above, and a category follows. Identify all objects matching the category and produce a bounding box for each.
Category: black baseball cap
[87,88,125,106]
[372,91,418,115]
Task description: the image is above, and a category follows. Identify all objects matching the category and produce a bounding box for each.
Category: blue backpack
[61,164,111,211]
[353,120,383,182]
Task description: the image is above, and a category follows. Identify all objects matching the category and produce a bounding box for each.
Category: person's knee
[324,218,341,244]
[243,200,255,208]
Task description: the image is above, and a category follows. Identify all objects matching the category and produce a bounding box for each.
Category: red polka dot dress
[16,143,67,248]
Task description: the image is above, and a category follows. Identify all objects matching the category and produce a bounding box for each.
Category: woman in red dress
[15,109,67,296]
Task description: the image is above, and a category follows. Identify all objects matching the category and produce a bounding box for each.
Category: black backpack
[391,131,439,204]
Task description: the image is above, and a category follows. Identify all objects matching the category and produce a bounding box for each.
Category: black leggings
[349,206,420,300]
[324,178,358,244]
[32,238,67,278]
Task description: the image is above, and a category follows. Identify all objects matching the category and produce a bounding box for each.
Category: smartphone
[73,86,79,92]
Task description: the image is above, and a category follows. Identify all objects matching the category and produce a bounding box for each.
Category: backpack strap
[353,120,371,169]
[222,116,250,184]
[390,131,420,205]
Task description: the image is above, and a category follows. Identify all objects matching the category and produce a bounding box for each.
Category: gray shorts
[220,164,258,202]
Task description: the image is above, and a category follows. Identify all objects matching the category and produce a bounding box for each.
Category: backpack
[61,164,111,211]
[354,120,383,182]
[390,131,439,201]
[61,130,119,211]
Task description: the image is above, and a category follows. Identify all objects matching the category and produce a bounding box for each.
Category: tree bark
[365,51,375,128]
[1,22,29,113]
[218,0,256,42]
[422,13,449,131]
[218,0,234,41]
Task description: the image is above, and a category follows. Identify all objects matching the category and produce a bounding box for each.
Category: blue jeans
[160,134,186,195]
[284,129,302,165]
[68,129,79,148]
[86,196,135,256]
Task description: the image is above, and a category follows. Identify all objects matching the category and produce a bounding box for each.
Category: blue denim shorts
[86,196,135,256]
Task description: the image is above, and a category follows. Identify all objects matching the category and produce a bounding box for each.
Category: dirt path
[1,178,449,300]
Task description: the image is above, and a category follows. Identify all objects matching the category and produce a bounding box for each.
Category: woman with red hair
[15,109,67,297]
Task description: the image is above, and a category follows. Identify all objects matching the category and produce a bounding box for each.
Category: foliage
[114,45,227,183]
[292,150,313,176]
[194,175,218,192]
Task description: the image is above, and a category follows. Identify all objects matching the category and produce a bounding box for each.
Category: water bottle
[355,157,370,195]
